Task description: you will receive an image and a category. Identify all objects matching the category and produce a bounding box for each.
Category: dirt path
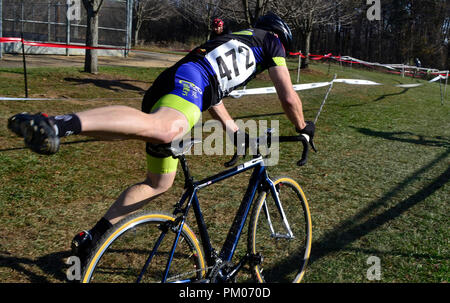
[0,50,184,69]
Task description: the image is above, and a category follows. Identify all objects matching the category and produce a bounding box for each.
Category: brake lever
[310,138,317,153]
[297,138,309,166]
[224,152,240,167]
[297,135,317,166]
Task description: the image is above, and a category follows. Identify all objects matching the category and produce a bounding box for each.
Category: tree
[175,0,224,41]
[275,0,355,67]
[82,0,104,74]
[133,0,176,46]
[241,0,271,27]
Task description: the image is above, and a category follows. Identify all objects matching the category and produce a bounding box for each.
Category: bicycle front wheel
[81,212,206,283]
[248,177,312,283]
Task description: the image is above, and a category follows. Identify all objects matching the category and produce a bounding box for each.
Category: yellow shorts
[146,94,200,174]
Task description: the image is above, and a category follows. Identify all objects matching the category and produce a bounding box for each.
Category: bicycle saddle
[146,139,201,158]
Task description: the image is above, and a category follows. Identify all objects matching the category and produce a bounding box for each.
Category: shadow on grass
[373,87,410,102]
[232,112,285,120]
[352,127,450,148]
[230,108,316,121]
[0,139,99,153]
[336,87,411,108]
[265,128,449,279]
[309,152,449,261]
[2,128,448,282]
[0,250,71,282]
[65,77,146,93]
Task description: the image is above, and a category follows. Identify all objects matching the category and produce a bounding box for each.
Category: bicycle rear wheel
[248,177,312,283]
[81,211,206,283]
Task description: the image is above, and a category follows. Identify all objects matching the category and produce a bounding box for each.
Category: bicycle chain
[166,265,215,282]
[208,260,235,283]
[166,259,234,282]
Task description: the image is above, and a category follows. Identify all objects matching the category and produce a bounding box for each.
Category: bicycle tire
[81,211,206,283]
[248,177,312,283]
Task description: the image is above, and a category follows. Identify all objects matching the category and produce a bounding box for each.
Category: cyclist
[209,18,230,40]
[7,12,315,261]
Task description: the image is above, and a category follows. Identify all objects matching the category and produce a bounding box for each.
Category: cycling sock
[89,217,113,244]
[49,114,82,137]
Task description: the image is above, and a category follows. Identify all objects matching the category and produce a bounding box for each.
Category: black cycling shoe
[7,112,33,137]
[71,230,93,263]
[8,112,60,155]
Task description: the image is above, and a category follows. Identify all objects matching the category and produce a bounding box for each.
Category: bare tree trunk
[85,11,99,73]
[242,0,251,26]
[303,29,312,68]
[242,0,269,26]
[134,18,142,46]
[83,0,103,74]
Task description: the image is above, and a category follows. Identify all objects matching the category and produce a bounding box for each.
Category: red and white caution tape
[1,37,447,101]
[0,37,127,51]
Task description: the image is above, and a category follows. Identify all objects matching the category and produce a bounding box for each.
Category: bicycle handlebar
[224,130,317,168]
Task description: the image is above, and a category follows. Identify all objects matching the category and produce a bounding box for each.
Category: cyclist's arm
[268,65,307,130]
[208,102,239,136]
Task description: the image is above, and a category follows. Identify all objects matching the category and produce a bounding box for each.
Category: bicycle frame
[156,155,283,282]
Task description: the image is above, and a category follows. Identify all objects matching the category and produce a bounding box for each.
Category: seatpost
[178,155,194,188]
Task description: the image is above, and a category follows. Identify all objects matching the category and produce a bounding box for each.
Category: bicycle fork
[263,179,295,239]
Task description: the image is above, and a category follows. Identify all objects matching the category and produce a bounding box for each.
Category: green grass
[0,59,448,283]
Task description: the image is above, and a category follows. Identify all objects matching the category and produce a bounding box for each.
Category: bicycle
[80,129,315,283]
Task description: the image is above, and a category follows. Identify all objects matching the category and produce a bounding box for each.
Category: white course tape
[0,97,56,101]
[335,55,450,76]
[228,74,450,98]
[333,79,382,85]
[293,82,331,90]
[429,74,448,83]
[230,78,415,98]
[4,75,448,101]
[230,87,277,97]
[395,84,423,88]
[230,81,331,98]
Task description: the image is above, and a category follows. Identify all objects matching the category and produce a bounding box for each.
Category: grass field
[0,57,448,283]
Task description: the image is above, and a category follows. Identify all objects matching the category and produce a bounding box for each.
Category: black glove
[296,121,317,152]
[296,121,315,140]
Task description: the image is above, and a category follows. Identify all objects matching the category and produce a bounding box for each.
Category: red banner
[0,37,126,51]
[2,37,448,77]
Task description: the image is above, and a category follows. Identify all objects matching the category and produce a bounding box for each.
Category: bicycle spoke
[82,213,206,283]
[249,177,312,283]
[136,228,167,283]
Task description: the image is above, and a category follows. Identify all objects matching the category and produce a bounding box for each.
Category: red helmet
[213,18,224,27]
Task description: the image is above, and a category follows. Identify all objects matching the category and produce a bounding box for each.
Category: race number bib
[205,40,256,94]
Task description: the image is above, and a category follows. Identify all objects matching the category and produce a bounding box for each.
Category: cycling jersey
[142,28,286,114]
[142,28,287,174]
[190,28,287,105]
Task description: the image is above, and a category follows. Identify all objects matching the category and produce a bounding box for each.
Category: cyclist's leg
[7,103,189,156]
[101,87,202,220]
[76,90,202,246]
[70,62,204,259]
[76,105,189,144]
[103,170,176,225]
[71,110,194,258]
[71,136,181,260]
